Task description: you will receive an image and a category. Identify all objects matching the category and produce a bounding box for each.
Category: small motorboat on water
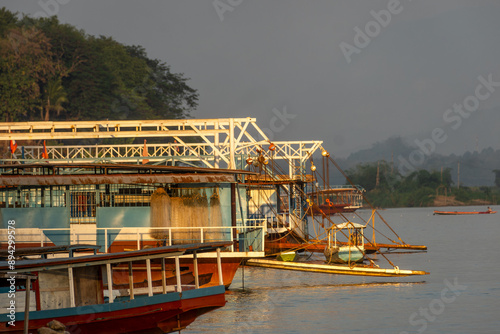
[324,222,365,264]
[276,251,297,262]
[433,208,496,215]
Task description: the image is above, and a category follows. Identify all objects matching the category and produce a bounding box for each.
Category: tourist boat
[0,242,230,333]
[306,186,365,216]
[0,163,265,289]
[433,208,497,215]
[324,222,365,264]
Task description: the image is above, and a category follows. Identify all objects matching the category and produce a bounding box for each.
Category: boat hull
[0,285,225,334]
[433,210,496,215]
[276,251,297,262]
[324,246,364,264]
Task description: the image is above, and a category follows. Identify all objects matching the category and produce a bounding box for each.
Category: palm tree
[43,77,68,121]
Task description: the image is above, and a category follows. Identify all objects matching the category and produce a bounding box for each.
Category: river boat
[324,222,365,264]
[306,186,365,216]
[0,242,230,334]
[0,163,265,289]
[433,209,496,215]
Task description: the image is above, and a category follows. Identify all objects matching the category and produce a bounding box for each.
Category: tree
[0,26,55,121]
[42,77,68,121]
[494,170,500,188]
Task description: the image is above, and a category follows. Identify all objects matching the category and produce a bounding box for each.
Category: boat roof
[333,222,365,229]
[0,242,232,273]
[0,163,256,186]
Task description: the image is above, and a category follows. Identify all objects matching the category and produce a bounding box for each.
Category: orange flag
[142,139,149,164]
[9,140,17,153]
[42,140,49,159]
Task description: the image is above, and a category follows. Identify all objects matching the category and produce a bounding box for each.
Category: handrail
[0,223,267,253]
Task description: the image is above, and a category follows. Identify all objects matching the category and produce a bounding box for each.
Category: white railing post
[168,228,172,246]
[68,267,75,307]
[193,251,199,289]
[200,227,204,243]
[217,248,224,286]
[261,225,265,252]
[175,256,182,293]
[104,229,108,253]
[146,259,153,297]
[136,232,140,250]
[106,263,113,303]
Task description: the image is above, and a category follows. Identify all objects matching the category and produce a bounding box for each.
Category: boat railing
[0,242,228,321]
[0,224,266,254]
[312,185,366,192]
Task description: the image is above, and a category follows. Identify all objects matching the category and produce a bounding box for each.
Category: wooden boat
[324,222,365,264]
[0,163,264,289]
[433,209,497,215]
[306,186,365,215]
[0,242,230,334]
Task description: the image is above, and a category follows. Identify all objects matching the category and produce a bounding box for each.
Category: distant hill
[332,137,499,187]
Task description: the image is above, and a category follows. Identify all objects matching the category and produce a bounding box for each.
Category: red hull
[1,291,225,334]
[433,210,496,215]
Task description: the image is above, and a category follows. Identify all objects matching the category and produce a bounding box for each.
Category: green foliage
[348,160,498,207]
[0,8,198,122]
[494,170,500,188]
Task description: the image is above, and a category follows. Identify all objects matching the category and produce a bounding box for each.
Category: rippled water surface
[186,206,500,333]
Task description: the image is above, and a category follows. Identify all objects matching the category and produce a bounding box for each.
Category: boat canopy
[333,222,365,230]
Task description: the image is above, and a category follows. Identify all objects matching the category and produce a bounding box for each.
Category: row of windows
[0,184,157,211]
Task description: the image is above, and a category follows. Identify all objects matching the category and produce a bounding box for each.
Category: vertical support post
[175,256,182,293]
[217,248,224,286]
[128,262,134,300]
[146,259,153,297]
[137,232,140,250]
[200,228,204,243]
[193,251,199,289]
[106,263,113,303]
[168,229,172,246]
[229,118,235,169]
[68,267,76,307]
[231,183,237,249]
[104,229,108,253]
[40,231,44,247]
[161,258,167,294]
[23,277,31,334]
[214,120,219,168]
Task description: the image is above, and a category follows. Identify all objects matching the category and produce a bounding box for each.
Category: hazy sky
[2,1,500,157]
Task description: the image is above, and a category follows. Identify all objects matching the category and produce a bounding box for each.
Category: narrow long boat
[433,209,496,215]
[0,242,230,334]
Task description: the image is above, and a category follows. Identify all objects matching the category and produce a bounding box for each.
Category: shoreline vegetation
[345,161,499,208]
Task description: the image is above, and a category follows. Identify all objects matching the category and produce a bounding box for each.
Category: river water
[186,206,500,334]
